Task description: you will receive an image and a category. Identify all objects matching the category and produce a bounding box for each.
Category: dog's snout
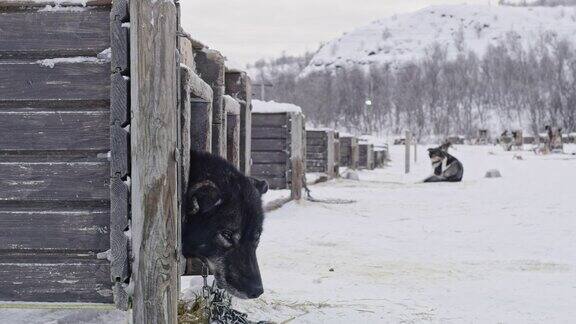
[247,284,263,299]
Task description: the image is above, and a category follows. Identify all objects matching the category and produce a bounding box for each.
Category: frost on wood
[36,56,107,68]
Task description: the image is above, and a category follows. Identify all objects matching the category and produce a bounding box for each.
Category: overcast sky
[180,0,492,67]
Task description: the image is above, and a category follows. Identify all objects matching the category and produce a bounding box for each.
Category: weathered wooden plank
[252,139,287,151]
[225,71,252,175]
[306,146,327,154]
[0,11,110,59]
[111,0,129,73]
[252,127,287,139]
[110,73,130,126]
[212,122,226,158]
[190,99,212,153]
[110,125,129,178]
[306,137,328,147]
[0,209,109,252]
[0,162,110,201]
[109,177,129,285]
[251,163,286,177]
[289,112,305,200]
[252,113,287,127]
[252,151,287,164]
[227,112,241,169]
[0,255,112,303]
[306,131,328,139]
[306,152,326,160]
[0,0,111,7]
[179,35,195,71]
[0,111,109,152]
[0,62,110,102]
[131,0,179,322]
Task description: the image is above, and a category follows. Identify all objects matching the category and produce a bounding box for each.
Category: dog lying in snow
[423,143,464,183]
[182,151,268,299]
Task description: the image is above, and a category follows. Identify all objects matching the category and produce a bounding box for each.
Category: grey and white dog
[423,143,464,183]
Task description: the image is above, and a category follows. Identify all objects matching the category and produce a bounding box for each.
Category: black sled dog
[423,143,464,183]
[182,151,268,299]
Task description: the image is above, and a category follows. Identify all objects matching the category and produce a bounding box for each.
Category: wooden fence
[0,0,253,322]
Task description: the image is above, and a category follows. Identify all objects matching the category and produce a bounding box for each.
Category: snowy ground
[227,144,576,323]
[3,144,575,323]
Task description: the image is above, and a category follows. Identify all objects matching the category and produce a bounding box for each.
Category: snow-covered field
[2,145,575,323]
[230,144,576,323]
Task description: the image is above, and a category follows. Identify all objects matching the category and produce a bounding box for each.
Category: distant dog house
[476,129,489,145]
[340,136,359,169]
[0,0,252,321]
[523,135,536,145]
[359,143,375,170]
[447,135,465,145]
[251,101,305,199]
[306,129,336,177]
[373,146,389,168]
[512,130,523,149]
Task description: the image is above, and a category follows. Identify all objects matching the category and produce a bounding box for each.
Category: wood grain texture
[252,113,287,127]
[252,127,287,139]
[190,99,212,153]
[110,125,129,178]
[0,62,110,102]
[0,254,112,304]
[252,139,287,151]
[289,113,304,200]
[226,113,241,169]
[130,0,179,322]
[110,73,130,126]
[0,209,109,252]
[0,11,110,59]
[225,71,252,175]
[109,177,129,284]
[110,0,129,73]
[0,0,111,7]
[0,162,110,201]
[0,111,109,152]
[251,151,287,164]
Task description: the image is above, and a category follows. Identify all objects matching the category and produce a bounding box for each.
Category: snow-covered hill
[302,4,576,75]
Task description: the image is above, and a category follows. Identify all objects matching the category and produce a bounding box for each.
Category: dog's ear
[249,177,268,195]
[187,180,222,214]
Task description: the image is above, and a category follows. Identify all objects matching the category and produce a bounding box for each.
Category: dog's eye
[217,230,235,248]
[221,230,233,241]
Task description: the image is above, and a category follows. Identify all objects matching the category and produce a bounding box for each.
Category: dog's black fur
[182,151,268,299]
[423,144,464,183]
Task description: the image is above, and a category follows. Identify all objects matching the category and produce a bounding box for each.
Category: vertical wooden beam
[414,138,418,163]
[225,71,252,175]
[405,131,411,174]
[194,48,226,157]
[289,113,304,200]
[130,0,179,323]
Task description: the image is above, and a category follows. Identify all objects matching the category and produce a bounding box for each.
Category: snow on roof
[252,100,302,114]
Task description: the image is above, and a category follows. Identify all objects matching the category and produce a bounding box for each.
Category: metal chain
[302,174,356,205]
[200,262,260,324]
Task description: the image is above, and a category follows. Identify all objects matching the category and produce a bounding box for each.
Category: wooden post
[405,131,411,174]
[224,95,241,168]
[290,113,304,200]
[414,138,417,163]
[225,71,252,175]
[130,0,179,323]
[193,46,226,158]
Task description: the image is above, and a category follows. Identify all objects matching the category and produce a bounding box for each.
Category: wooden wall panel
[0,255,112,303]
[0,11,110,59]
[0,62,110,102]
[0,111,109,152]
[0,162,110,201]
